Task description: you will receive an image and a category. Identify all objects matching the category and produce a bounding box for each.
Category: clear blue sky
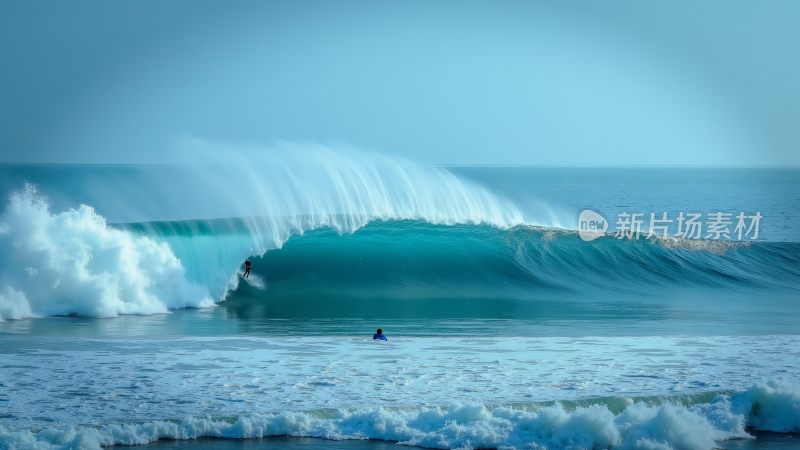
[1,0,798,165]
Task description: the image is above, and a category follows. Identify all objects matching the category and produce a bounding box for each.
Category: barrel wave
[118,217,800,334]
[2,200,799,323]
[1,145,798,323]
[0,146,526,321]
[125,217,800,298]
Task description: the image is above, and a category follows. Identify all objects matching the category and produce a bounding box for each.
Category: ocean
[0,156,798,450]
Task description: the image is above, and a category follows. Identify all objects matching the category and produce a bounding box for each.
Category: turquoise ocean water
[0,162,798,449]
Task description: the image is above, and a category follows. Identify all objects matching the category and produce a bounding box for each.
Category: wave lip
[1,383,797,450]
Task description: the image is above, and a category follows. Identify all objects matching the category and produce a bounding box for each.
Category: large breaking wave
[1,144,798,320]
[1,383,798,450]
[4,198,799,322]
[0,145,529,320]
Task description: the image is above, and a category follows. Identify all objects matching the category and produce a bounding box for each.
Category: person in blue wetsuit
[373,328,387,341]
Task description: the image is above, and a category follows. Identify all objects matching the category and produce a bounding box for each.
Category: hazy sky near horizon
[1,1,798,165]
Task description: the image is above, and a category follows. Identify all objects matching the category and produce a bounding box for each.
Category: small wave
[1,383,797,450]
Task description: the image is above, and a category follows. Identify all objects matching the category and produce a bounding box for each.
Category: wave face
[229,220,800,296]
[119,217,800,321]
[112,218,800,335]
[1,383,798,450]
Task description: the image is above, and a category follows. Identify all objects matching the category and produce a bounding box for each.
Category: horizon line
[1,162,799,169]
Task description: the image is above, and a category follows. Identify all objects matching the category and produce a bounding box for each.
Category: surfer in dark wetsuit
[244,260,251,278]
[373,328,387,341]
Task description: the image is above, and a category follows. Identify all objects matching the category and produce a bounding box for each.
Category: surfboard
[240,273,266,289]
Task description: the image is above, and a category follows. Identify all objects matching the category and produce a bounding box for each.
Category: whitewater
[1,146,799,450]
[1,334,799,450]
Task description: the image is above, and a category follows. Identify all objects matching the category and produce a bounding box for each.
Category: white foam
[241,272,267,289]
[2,383,797,450]
[0,186,214,321]
[730,382,800,433]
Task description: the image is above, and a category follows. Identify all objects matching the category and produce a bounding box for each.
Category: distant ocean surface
[0,159,798,450]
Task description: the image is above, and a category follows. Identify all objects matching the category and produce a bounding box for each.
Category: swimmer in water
[373,328,387,341]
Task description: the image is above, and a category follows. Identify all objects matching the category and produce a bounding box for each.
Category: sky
[1,0,798,166]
